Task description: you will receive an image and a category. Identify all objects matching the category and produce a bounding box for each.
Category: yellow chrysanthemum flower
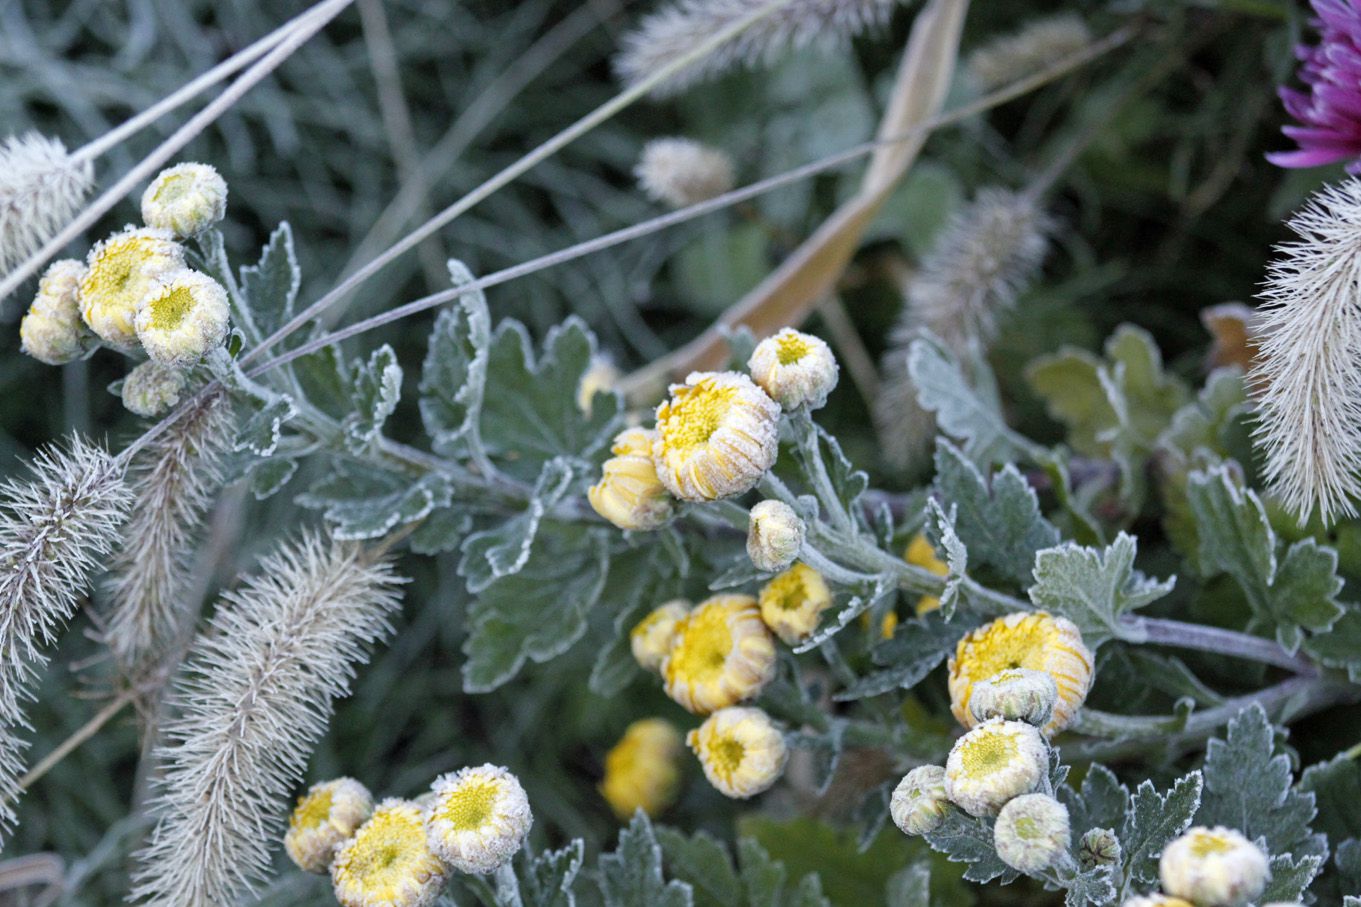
[1121,896,1195,907]
[331,799,447,907]
[687,706,787,799]
[577,356,620,414]
[747,327,839,410]
[758,562,832,645]
[948,611,1093,736]
[652,371,780,501]
[662,594,776,714]
[285,777,374,874]
[589,428,676,531]
[599,718,685,819]
[20,259,93,364]
[424,764,533,874]
[943,718,1049,817]
[1159,826,1269,907]
[630,600,690,672]
[135,269,230,366]
[905,533,949,615]
[141,162,227,237]
[80,226,184,348]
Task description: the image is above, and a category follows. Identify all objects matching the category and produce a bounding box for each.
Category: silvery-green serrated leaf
[1300,753,1361,845]
[708,553,769,591]
[933,440,1059,587]
[1029,533,1174,649]
[1159,367,1249,463]
[293,345,351,417]
[1060,764,1130,839]
[656,828,742,907]
[1197,703,1325,859]
[588,548,682,698]
[792,575,896,654]
[522,840,584,907]
[885,862,930,907]
[925,498,966,619]
[238,222,301,340]
[459,457,575,593]
[598,813,692,907]
[836,612,968,701]
[408,507,473,556]
[854,783,891,853]
[1062,865,1116,907]
[1121,771,1203,886]
[1121,650,1225,706]
[804,423,867,514]
[462,530,609,693]
[297,464,451,540]
[786,875,827,907]
[923,811,1018,884]
[420,261,491,454]
[736,837,787,907]
[236,395,296,457]
[1260,852,1323,902]
[1337,839,1361,895]
[343,344,402,453]
[1303,608,1361,682]
[247,457,297,500]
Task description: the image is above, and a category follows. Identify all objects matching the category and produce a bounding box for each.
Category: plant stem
[1127,616,1316,674]
[17,689,137,793]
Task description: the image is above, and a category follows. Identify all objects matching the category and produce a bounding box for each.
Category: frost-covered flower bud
[968,668,1058,728]
[630,599,690,672]
[890,765,950,836]
[600,718,685,819]
[687,706,787,799]
[747,499,805,572]
[20,259,94,364]
[577,356,620,414]
[590,428,675,531]
[663,594,776,714]
[944,718,1048,817]
[141,162,227,237]
[748,328,839,410]
[1079,827,1121,869]
[653,371,780,501]
[285,777,374,873]
[758,562,831,645]
[135,269,230,366]
[993,793,1070,874]
[81,226,185,348]
[425,764,533,874]
[332,799,446,907]
[636,138,735,208]
[1159,826,1269,907]
[121,360,188,417]
[1121,896,1194,907]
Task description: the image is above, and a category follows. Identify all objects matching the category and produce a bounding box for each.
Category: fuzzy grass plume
[103,392,231,678]
[128,532,404,906]
[0,438,131,841]
[615,0,904,96]
[0,133,94,275]
[1253,179,1361,525]
[966,14,1092,92]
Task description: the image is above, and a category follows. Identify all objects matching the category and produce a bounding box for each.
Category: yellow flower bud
[599,718,685,819]
[746,500,805,572]
[20,259,93,364]
[135,269,230,366]
[80,226,184,348]
[590,428,675,531]
[687,706,787,799]
[905,533,949,615]
[1121,895,1195,907]
[577,356,620,414]
[141,162,227,237]
[993,792,1070,874]
[630,600,690,672]
[748,328,838,410]
[890,765,951,836]
[121,360,187,417]
[653,371,779,501]
[758,562,831,645]
[425,764,533,874]
[285,777,374,874]
[1159,826,1269,907]
[968,668,1058,728]
[944,718,1048,817]
[331,799,447,907]
[663,594,776,714]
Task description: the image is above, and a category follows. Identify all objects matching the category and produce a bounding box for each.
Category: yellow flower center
[775,333,811,365]
[709,734,746,780]
[659,380,735,450]
[292,788,334,832]
[1188,832,1235,857]
[1014,816,1039,839]
[438,780,500,832]
[152,172,194,205]
[959,730,1018,776]
[337,809,431,895]
[669,607,733,683]
[762,568,810,612]
[147,285,196,331]
[964,616,1069,678]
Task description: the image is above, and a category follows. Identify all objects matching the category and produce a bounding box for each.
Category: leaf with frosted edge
[238,221,301,339]
[598,813,692,907]
[1300,753,1361,844]
[1059,763,1130,840]
[1028,533,1174,650]
[1120,771,1202,886]
[925,498,967,619]
[589,547,683,698]
[1303,608,1361,681]
[1261,853,1324,902]
[836,611,968,701]
[247,457,297,500]
[521,840,585,907]
[420,259,491,455]
[922,811,1018,885]
[884,862,930,907]
[408,506,472,556]
[791,575,895,654]
[656,828,742,907]
[458,457,576,593]
[343,344,402,454]
[737,837,829,907]
[236,394,296,458]
[296,464,451,540]
[1063,866,1116,907]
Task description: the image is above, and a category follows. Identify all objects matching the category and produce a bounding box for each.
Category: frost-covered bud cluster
[746,499,805,572]
[748,328,839,410]
[636,137,735,208]
[1158,826,1270,907]
[890,765,951,836]
[589,427,676,530]
[141,162,227,237]
[135,269,230,366]
[80,226,185,348]
[629,599,689,672]
[331,798,447,907]
[20,259,93,364]
[968,668,1058,728]
[993,793,1070,874]
[1079,826,1121,869]
[653,371,780,501]
[424,763,533,874]
[662,594,775,713]
[121,360,188,417]
[687,706,787,799]
[757,562,831,645]
[285,777,374,874]
[943,718,1048,817]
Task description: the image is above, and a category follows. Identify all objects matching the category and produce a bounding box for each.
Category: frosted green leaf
[236,394,296,458]
[922,812,1018,884]
[884,862,930,907]
[1059,763,1129,840]
[790,575,895,653]
[419,259,491,455]
[835,611,968,701]
[522,840,584,907]
[598,813,692,907]
[1120,771,1202,886]
[656,828,743,907]
[1300,752,1361,844]
[1063,866,1116,907]
[246,457,297,500]
[1261,853,1324,902]
[297,464,451,540]
[1029,533,1174,649]
[458,457,575,593]
[238,222,300,339]
[925,499,967,618]
[343,344,401,454]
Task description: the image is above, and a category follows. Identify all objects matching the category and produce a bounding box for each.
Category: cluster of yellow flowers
[1125,826,1271,907]
[19,163,230,416]
[285,764,533,907]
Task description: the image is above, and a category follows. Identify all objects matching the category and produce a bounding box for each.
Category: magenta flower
[1269,0,1361,174]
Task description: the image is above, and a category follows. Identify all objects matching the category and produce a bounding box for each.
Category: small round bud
[1121,896,1195,907]
[994,793,1070,874]
[135,269,230,366]
[630,600,690,672]
[285,777,374,873]
[1079,827,1121,869]
[425,764,533,874]
[687,706,787,799]
[748,328,839,410]
[20,259,94,364]
[747,500,805,572]
[141,162,227,237]
[1159,826,1269,907]
[758,562,831,645]
[589,429,675,531]
[890,765,950,836]
[944,718,1048,817]
[121,360,188,417]
[968,668,1058,728]
[636,138,735,208]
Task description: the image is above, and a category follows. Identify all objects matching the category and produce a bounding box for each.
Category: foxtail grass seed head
[600,718,685,819]
[135,269,230,366]
[333,799,447,907]
[653,370,780,501]
[631,599,690,672]
[615,0,903,96]
[577,355,621,414]
[944,718,1049,817]
[1159,826,1270,907]
[748,328,839,410]
[663,593,776,714]
[687,706,787,799]
[948,611,1093,737]
[121,360,189,417]
[1252,178,1361,525]
[968,668,1058,728]
[1121,897,1195,907]
[890,765,950,836]
[425,764,533,874]
[757,562,831,645]
[746,499,805,572]
[19,259,93,364]
[285,778,375,874]
[993,793,1071,874]
[636,138,736,208]
[141,162,227,237]
[80,226,184,348]
[904,532,949,614]
[590,428,676,531]
[0,132,94,275]
[966,15,1092,92]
